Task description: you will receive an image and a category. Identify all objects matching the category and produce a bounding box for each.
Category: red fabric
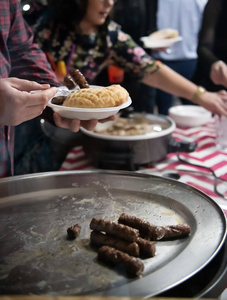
[60,119,227,217]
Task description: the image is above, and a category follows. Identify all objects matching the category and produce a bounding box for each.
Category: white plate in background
[48,86,132,120]
[140,36,183,49]
[168,105,212,127]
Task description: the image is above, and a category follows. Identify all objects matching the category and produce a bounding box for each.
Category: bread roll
[62,84,129,108]
[148,28,179,40]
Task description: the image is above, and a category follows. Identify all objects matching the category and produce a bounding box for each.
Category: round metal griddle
[0,170,226,297]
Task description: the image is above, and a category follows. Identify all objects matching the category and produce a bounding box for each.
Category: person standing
[196,0,227,91]
[148,0,208,115]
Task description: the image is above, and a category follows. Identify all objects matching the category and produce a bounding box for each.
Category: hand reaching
[0,77,57,126]
[197,89,227,116]
[210,60,227,88]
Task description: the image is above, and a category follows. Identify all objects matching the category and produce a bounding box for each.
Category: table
[60,118,227,297]
[60,119,227,216]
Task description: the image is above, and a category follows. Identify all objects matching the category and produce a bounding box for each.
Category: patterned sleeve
[108,21,158,78]
[8,0,59,86]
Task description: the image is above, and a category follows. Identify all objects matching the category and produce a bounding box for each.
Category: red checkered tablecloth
[60,119,227,217]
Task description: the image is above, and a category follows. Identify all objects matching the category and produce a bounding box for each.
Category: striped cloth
[60,118,227,217]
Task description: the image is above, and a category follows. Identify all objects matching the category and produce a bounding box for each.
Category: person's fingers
[53,113,81,132]
[217,89,227,95]
[80,119,98,131]
[53,113,100,132]
[24,87,58,107]
[98,115,116,123]
[210,101,227,117]
[8,77,52,92]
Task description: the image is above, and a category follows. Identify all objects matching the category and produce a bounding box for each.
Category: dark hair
[47,0,89,29]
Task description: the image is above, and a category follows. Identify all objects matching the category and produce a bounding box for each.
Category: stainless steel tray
[0,170,226,297]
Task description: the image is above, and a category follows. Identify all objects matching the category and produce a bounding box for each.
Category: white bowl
[168,105,212,128]
[48,86,132,120]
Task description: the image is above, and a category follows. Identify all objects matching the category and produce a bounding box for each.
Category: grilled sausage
[90,230,140,256]
[118,213,165,240]
[118,213,190,240]
[136,237,156,257]
[67,224,81,240]
[90,218,139,242]
[97,245,144,277]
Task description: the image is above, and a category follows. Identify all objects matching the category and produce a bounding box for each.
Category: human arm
[110,23,227,116]
[141,63,227,116]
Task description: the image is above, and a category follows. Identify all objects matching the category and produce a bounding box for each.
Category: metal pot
[80,112,196,169]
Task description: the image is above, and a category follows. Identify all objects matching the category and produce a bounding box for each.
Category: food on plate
[90,230,140,256]
[161,224,191,239]
[64,75,76,90]
[136,237,156,258]
[148,28,179,40]
[97,245,144,277]
[51,95,67,105]
[67,223,81,240]
[90,217,139,242]
[118,213,191,240]
[62,84,129,108]
[64,69,89,90]
[89,213,190,278]
[118,213,165,240]
[94,115,165,136]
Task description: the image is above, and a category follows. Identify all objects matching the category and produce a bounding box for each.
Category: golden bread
[62,84,129,108]
[148,28,179,40]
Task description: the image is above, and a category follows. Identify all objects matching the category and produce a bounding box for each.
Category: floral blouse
[34,13,157,84]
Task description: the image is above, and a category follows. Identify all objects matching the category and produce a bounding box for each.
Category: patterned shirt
[34,12,157,84]
[0,0,59,177]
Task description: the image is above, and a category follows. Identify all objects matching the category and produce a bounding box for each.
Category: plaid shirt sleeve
[0,0,59,86]
[0,0,60,178]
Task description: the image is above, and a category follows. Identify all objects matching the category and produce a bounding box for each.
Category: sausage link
[90,230,140,256]
[67,224,81,240]
[161,224,191,239]
[119,213,191,240]
[97,246,144,277]
[90,218,139,242]
[118,213,165,240]
[136,237,156,258]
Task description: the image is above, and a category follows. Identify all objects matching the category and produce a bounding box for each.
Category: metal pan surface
[0,170,226,297]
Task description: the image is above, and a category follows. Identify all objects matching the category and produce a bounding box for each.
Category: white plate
[168,105,212,127]
[140,36,183,49]
[47,86,132,120]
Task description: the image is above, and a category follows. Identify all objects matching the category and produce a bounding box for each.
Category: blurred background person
[144,0,208,115]
[31,0,227,119]
[195,0,227,91]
